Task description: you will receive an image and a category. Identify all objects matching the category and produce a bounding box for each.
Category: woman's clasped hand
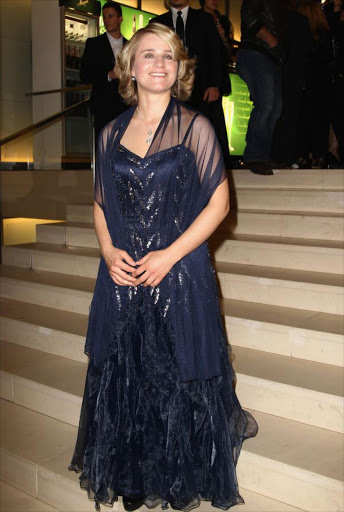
[104,246,176,287]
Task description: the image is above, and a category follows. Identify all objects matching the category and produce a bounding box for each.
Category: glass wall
[63,10,97,163]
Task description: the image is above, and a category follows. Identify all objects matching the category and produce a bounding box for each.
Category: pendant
[146,128,153,144]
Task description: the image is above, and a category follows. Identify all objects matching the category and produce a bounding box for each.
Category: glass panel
[1,135,34,171]
[0,97,93,171]
[64,10,97,166]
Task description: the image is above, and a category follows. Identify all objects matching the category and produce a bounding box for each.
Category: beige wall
[229,0,241,41]
[32,0,63,170]
[1,170,93,220]
[0,0,32,139]
[0,0,33,165]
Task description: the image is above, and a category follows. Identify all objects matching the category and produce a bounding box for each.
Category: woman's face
[204,0,218,13]
[131,33,178,97]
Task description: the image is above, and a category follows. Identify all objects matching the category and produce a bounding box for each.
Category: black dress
[69,98,257,511]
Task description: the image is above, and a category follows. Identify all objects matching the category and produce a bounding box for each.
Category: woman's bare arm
[132,179,229,287]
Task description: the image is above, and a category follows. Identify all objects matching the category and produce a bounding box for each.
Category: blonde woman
[69,23,257,512]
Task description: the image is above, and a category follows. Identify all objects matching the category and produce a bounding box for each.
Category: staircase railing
[0,86,94,262]
[0,95,91,147]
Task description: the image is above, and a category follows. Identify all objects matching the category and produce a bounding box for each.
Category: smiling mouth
[149,73,167,77]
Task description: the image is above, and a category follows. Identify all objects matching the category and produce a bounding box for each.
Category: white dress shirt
[170,5,189,30]
[106,32,123,81]
[106,32,123,60]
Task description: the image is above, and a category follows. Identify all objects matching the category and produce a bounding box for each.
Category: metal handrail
[0,98,90,147]
[26,84,92,96]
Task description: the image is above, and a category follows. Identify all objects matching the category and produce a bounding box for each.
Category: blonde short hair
[116,23,195,105]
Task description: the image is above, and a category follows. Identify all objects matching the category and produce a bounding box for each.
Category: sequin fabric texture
[69,98,258,510]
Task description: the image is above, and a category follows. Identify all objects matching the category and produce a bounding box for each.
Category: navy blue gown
[69,98,257,510]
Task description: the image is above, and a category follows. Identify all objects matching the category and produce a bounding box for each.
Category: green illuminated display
[223,74,252,156]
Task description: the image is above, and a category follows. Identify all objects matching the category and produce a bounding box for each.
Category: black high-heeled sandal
[297,156,313,169]
[123,496,145,511]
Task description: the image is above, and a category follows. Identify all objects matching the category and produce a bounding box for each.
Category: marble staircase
[0,169,343,512]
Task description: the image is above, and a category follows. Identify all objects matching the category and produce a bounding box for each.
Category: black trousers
[297,82,331,160]
[275,82,304,166]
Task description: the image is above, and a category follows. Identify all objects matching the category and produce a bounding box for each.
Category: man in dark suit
[151,0,230,167]
[80,1,128,142]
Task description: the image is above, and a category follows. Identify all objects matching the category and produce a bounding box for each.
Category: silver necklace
[136,107,154,144]
[146,128,153,144]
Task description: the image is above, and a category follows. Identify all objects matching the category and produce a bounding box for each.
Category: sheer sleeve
[94,121,115,211]
[185,113,227,205]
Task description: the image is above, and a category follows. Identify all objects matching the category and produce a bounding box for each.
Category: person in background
[80,1,128,143]
[200,0,234,66]
[236,0,287,175]
[151,0,231,168]
[274,0,313,168]
[199,0,232,168]
[324,0,344,167]
[295,0,331,168]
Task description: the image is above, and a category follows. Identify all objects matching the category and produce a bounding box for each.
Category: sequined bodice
[114,144,197,261]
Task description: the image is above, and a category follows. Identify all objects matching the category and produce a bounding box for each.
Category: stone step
[2,245,343,314]
[0,481,60,512]
[0,476,302,512]
[0,267,94,315]
[234,345,343,432]
[209,234,344,274]
[0,341,85,427]
[222,210,344,242]
[1,336,342,432]
[223,299,344,368]
[37,222,99,248]
[67,205,93,224]
[66,204,344,242]
[0,298,88,364]
[36,222,67,245]
[1,294,343,368]
[1,398,342,512]
[234,189,343,213]
[1,244,100,280]
[0,400,310,512]
[1,266,343,366]
[216,262,343,315]
[35,224,344,275]
[231,169,344,190]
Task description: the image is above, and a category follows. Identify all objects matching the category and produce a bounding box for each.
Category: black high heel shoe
[123,496,145,511]
[320,152,341,169]
[297,156,313,169]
